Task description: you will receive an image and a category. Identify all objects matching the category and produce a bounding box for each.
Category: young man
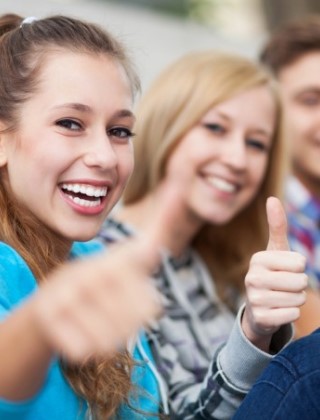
[260,16,320,288]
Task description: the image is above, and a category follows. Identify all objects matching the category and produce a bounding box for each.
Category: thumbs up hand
[241,197,308,352]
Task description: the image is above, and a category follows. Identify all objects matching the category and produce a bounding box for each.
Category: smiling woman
[2,51,135,241]
[0,13,167,420]
[98,51,308,418]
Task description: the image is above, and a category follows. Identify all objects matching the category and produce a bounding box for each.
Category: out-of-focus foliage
[102,0,224,21]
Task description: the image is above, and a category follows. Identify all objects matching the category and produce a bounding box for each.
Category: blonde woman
[98,51,307,418]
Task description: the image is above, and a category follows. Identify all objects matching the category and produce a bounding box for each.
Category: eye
[298,94,320,107]
[246,138,269,152]
[56,119,82,131]
[202,123,226,135]
[107,126,135,141]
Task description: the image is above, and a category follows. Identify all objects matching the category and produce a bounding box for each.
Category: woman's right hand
[30,237,162,362]
[29,181,184,363]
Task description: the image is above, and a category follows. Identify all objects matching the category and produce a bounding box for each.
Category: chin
[202,211,235,226]
[63,228,100,243]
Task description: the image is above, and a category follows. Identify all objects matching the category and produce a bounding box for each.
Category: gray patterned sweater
[98,218,292,419]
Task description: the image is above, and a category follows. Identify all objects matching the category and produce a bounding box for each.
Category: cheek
[285,107,316,135]
[250,156,269,189]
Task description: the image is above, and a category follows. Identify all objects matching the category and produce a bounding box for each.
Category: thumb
[266,196,290,251]
[143,179,185,251]
[128,180,184,274]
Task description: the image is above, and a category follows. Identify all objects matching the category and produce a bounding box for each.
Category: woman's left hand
[241,197,308,352]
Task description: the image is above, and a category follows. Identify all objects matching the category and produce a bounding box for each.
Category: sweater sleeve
[151,306,293,419]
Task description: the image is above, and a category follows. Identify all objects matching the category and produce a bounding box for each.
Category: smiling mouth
[60,183,108,208]
[206,176,239,193]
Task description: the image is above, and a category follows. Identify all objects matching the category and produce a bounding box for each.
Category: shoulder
[0,242,32,275]
[0,242,38,309]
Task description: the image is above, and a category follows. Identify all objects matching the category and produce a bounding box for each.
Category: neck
[116,188,203,257]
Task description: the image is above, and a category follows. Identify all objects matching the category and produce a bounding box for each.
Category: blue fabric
[233,328,320,420]
[0,241,160,419]
[286,176,320,288]
[118,331,160,419]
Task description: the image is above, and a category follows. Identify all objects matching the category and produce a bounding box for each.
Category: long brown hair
[0,13,140,418]
[123,51,286,310]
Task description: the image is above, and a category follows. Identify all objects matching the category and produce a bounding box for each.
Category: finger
[266,196,290,251]
[247,289,306,308]
[246,271,308,292]
[143,179,186,251]
[250,250,306,272]
[255,307,301,329]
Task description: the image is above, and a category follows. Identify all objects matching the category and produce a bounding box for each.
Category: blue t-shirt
[0,241,160,419]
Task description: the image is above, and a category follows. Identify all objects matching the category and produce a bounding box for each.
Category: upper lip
[59,179,112,188]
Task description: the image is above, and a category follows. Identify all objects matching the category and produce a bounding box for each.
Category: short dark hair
[260,15,320,75]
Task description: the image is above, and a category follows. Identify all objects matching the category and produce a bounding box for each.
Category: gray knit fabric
[98,218,292,419]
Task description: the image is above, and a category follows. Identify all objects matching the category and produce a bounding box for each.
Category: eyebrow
[293,86,320,97]
[251,128,273,137]
[52,103,135,119]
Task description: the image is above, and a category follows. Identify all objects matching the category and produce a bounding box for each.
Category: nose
[221,134,247,171]
[83,132,118,170]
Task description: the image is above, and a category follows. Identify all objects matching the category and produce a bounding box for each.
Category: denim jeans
[233,328,320,420]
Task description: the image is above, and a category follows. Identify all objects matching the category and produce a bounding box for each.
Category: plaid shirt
[286,176,320,289]
[98,218,292,419]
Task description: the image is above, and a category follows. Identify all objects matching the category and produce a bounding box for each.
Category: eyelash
[56,119,135,141]
[56,118,82,131]
[246,139,268,152]
[300,96,320,107]
[203,123,226,134]
[203,122,268,152]
[107,127,135,141]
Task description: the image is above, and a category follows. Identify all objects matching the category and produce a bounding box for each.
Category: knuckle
[253,309,269,329]
[245,272,260,288]
[247,290,263,307]
[300,274,309,289]
[250,252,264,265]
[293,253,307,271]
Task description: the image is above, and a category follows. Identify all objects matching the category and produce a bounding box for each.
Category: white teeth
[71,196,101,207]
[61,183,108,198]
[207,177,236,193]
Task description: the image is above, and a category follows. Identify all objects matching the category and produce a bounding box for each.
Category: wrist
[241,307,273,353]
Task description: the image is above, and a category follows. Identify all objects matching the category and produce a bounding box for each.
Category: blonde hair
[124,51,286,308]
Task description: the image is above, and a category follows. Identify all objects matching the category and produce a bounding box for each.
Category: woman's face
[165,85,276,226]
[0,51,135,242]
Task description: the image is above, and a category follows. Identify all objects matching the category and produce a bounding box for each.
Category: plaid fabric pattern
[286,176,320,288]
[98,218,288,419]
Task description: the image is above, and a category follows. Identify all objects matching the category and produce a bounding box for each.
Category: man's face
[279,52,320,196]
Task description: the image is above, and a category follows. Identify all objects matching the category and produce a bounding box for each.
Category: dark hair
[0,13,139,131]
[0,13,140,419]
[260,15,320,75]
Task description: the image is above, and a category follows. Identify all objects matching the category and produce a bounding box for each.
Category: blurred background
[1,0,320,92]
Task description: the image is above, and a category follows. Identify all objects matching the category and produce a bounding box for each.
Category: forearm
[0,299,53,401]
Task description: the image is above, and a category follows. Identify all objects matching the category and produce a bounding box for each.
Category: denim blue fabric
[233,328,320,419]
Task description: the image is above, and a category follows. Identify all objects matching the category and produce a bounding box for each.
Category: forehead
[278,52,320,91]
[205,86,275,118]
[19,50,133,117]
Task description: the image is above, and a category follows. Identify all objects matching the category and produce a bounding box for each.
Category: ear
[0,121,8,167]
